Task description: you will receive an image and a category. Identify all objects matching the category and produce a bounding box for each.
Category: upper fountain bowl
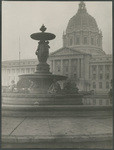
[30,24,56,41]
[31,32,56,41]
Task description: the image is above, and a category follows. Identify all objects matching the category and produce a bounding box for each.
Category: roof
[49,47,91,57]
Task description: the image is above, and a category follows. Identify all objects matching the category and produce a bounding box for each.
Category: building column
[53,60,55,74]
[96,65,98,92]
[88,31,90,45]
[80,31,83,45]
[96,65,98,81]
[69,59,71,77]
[81,58,84,78]
[77,59,79,78]
[60,59,63,75]
[50,60,53,73]
[103,65,105,90]
[82,58,84,90]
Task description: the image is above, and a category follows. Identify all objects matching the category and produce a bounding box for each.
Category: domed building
[49,1,112,93]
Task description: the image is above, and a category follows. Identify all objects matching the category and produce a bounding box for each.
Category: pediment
[50,47,85,56]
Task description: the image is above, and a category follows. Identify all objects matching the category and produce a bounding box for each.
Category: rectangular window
[7,69,10,74]
[31,68,35,73]
[64,60,69,66]
[99,99,102,105]
[26,68,30,73]
[100,66,103,70]
[17,69,19,73]
[93,82,96,89]
[12,69,15,73]
[57,66,60,72]
[70,38,73,46]
[99,74,103,79]
[92,66,96,72]
[99,82,102,89]
[106,74,109,79]
[76,37,80,45]
[73,66,77,72]
[83,37,88,45]
[105,65,110,71]
[106,82,109,89]
[65,66,68,72]
[93,99,96,105]
[98,65,103,71]
[93,74,96,80]
[21,69,25,73]
[106,99,109,105]
[74,74,77,78]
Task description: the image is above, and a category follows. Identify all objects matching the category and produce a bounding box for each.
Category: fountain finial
[40,24,47,32]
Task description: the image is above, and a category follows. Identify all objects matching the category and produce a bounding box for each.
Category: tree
[109,79,112,104]
[63,78,79,94]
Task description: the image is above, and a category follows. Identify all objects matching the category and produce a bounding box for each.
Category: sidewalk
[2,116,113,148]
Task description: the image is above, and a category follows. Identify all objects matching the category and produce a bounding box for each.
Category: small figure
[35,40,50,63]
[9,80,16,92]
[108,88,112,104]
[48,79,61,94]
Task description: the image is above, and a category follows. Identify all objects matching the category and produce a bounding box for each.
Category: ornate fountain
[2,25,83,115]
[19,25,67,94]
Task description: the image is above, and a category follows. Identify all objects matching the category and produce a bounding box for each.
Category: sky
[2,1,112,61]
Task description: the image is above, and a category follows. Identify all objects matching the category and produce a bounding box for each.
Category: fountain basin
[19,73,67,94]
[2,92,112,117]
[2,93,83,105]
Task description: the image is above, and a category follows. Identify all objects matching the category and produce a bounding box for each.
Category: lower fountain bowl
[19,73,67,94]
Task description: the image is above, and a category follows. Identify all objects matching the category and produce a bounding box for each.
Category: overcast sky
[2,1,112,61]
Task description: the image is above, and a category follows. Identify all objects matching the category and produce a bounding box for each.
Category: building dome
[66,2,99,33]
[63,2,105,55]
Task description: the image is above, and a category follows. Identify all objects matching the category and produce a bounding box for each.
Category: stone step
[2,104,112,117]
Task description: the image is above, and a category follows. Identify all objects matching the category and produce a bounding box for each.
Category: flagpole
[19,37,21,71]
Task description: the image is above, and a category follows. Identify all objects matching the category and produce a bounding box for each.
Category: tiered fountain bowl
[20,25,67,94]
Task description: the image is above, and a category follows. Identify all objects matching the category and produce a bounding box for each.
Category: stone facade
[49,2,112,93]
[2,59,37,86]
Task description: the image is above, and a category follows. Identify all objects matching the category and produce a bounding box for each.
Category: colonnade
[50,58,84,78]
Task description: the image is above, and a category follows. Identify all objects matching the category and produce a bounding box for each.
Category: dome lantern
[78,1,87,13]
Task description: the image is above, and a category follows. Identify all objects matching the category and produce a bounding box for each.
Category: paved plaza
[2,115,112,148]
